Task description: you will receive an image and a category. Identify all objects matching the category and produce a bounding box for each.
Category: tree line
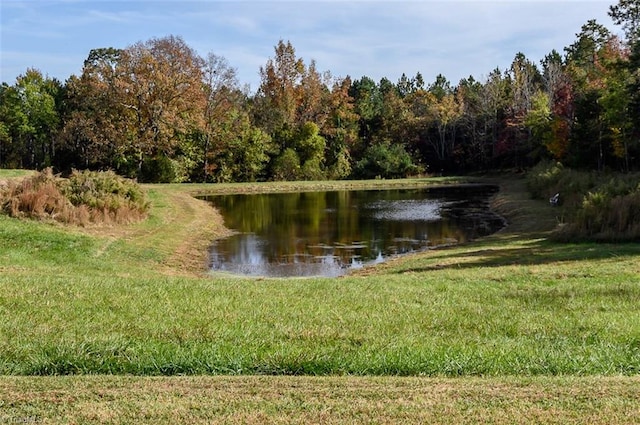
[1,0,639,182]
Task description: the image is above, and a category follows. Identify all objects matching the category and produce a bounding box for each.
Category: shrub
[139,155,177,183]
[300,157,326,181]
[272,148,301,181]
[0,168,74,222]
[0,168,149,226]
[527,162,640,241]
[558,185,640,241]
[353,142,419,179]
[526,160,598,210]
[62,169,150,224]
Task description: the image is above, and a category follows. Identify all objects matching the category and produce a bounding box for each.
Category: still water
[202,184,504,278]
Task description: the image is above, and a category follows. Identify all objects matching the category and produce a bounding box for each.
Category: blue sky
[1,1,616,92]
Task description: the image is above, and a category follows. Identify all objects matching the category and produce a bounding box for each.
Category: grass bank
[1,170,639,422]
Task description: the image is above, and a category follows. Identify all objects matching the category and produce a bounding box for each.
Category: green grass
[2,236,639,376]
[1,172,640,422]
[0,175,639,376]
[0,169,35,179]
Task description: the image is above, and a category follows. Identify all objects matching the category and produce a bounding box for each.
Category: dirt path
[156,190,234,275]
[488,175,559,235]
[80,187,233,277]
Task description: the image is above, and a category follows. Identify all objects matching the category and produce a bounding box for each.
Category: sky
[1,0,617,92]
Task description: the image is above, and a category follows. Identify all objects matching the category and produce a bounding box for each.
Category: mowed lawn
[1,171,639,423]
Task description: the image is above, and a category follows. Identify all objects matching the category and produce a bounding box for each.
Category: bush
[526,160,598,209]
[300,157,326,181]
[527,161,640,241]
[526,160,565,199]
[0,168,149,226]
[0,168,73,222]
[558,184,640,241]
[272,148,301,181]
[62,169,149,223]
[139,155,177,183]
[353,142,420,179]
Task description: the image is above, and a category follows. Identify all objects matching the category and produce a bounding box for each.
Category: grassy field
[1,170,639,423]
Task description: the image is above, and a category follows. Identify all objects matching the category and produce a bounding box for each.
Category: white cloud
[1,0,616,88]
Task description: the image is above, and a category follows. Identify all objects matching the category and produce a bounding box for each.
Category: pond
[201,184,505,278]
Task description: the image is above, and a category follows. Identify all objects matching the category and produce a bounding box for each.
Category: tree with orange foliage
[62,36,207,180]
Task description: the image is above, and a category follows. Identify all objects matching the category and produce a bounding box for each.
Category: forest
[1,0,639,183]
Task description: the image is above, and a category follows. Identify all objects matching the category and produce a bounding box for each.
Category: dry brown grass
[1,169,75,222]
[0,168,148,226]
[1,375,639,424]
[559,189,640,241]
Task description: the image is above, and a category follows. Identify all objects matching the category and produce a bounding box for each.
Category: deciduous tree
[324,76,358,179]
[0,69,61,169]
[118,35,206,178]
[61,48,125,169]
[255,40,305,137]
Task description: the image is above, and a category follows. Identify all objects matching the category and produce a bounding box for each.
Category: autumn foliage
[1,1,639,182]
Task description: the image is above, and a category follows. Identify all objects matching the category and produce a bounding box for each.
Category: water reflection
[202,185,503,277]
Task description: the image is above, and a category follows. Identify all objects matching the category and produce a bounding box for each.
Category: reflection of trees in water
[204,186,503,277]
